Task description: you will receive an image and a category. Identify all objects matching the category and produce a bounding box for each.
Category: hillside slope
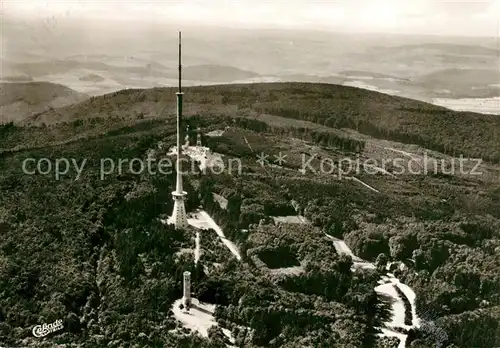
[24,82,500,162]
[0,82,89,123]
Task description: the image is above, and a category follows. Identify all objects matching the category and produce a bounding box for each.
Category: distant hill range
[17,82,500,163]
[377,43,500,56]
[182,64,260,82]
[337,70,407,80]
[3,46,499,104]
[79,74,105,83]
[417,68,500,98]
[5,57,260,83]
[0,82,89,123]
[0,59,34,83]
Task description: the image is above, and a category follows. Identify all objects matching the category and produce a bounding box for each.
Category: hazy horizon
[2,0,500,115]
[4,0,500,38]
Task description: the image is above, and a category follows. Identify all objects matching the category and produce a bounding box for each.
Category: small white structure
[183,271,191,309]
[206,129,225,137]
[167,143,222,172]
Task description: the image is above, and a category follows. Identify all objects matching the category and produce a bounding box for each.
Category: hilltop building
[196,127,202,147]
[183,125,190,150]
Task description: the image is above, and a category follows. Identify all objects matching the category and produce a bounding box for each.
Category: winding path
[348,176,380,193]
[325,233,420,347]
[194,231,200,264]
[187,210,242,261]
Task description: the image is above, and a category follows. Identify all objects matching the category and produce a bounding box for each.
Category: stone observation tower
[182,271,191,309]
[170,31,189,229]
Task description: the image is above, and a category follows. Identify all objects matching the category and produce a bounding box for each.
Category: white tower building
[196,127,202,147]
[170,31,188,229]
[182,271,191,309]
[183,125,190,149]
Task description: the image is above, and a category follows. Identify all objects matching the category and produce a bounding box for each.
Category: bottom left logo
[32,319,64,338]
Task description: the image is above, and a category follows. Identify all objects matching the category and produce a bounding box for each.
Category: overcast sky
[4,0,500,37]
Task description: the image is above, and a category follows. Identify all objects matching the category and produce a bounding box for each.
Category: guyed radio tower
[170,31,188,229]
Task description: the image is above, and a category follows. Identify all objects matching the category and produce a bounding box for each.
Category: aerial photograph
[0,1,499,347]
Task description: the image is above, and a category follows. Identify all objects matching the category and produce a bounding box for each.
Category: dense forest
[1,83,499,347]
